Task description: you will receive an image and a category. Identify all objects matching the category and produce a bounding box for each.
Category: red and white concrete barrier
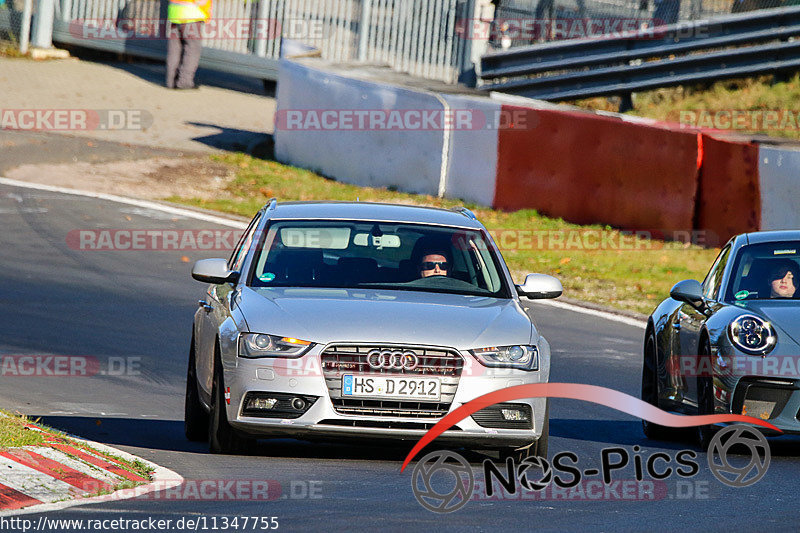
[274,59,799,243]
[274,60,445,197]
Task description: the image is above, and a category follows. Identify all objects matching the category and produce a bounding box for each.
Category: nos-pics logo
[410,424,770,513]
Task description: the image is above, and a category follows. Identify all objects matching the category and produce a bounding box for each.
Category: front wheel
[641,332,670,440]
[534,399,549,459]
[208,357,253,454]
[184,336,209,442]
[696,338,718,450]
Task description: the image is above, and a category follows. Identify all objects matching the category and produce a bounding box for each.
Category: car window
[247,220,511,298]
[702,245,730,300]
[228,211,264,272]
[724,241,800,301]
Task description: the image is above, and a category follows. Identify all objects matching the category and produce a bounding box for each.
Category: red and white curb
[0,428,182,516]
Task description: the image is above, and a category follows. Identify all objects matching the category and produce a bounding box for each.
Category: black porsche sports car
[642,230,800,446]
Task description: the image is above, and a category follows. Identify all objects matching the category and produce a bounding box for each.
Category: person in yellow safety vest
[165,0,212,89]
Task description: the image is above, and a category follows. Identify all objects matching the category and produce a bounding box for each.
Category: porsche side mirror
[670,279,706,311]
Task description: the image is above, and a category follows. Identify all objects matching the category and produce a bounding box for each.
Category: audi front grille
[321,344,463,419]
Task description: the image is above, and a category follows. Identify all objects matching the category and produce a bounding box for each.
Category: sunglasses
[421,261,448,270]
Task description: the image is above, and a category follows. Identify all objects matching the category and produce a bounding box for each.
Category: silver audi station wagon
[185,200,561,459]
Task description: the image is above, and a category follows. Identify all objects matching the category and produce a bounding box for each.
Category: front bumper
[223,345,548,449]
[714,374,800,434]
[710,347,800,433]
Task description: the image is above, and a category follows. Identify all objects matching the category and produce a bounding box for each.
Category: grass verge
[0,411,45,448]
[0,41,26,58]
[168,152,719,316]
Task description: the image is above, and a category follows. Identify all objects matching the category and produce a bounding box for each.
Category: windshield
[724,241,800,301]
[247,220,510,298]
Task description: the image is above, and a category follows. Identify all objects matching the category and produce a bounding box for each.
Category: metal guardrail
[47,0,473,83]
[492,0,790,47]
[479,5,800,101]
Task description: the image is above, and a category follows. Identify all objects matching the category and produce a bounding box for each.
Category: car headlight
[239,333,313,358]
[728,315,777,355]
[470,345,539,371]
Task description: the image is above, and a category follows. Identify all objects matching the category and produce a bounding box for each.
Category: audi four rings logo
[367,349,419,371]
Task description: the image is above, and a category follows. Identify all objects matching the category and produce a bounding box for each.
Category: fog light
[247,397,278,410]
[500,408,528,421]
[743,399,776,420]
[291,398,306,410]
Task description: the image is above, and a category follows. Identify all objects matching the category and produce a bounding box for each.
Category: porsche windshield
[248,221,510,298]
[725,241,800,301]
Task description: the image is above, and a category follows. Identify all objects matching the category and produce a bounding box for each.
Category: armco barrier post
[357,0,372,62]
[19,0,34,54]
[255,0,269,57]
[31,0,55,49]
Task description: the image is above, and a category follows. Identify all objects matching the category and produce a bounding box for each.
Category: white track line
[535,299,647,329]
[0,177,247,229]
[0,178,645,329]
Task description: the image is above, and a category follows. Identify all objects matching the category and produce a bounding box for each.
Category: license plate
[342,375,441,401]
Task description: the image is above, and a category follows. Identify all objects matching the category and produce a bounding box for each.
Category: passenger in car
[768,261,798,298]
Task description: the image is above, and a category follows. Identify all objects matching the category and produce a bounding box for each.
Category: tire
[641,331,671,440]
[184,336,209,442]
[534,399,549,459]
[696,337,718,451]
[208,351,253,454]
[500,399,549,463]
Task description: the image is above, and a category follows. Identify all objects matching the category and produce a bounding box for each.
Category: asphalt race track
[1,183,799,531]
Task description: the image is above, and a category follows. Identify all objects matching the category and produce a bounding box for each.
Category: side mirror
[192,258,240,285]
[516,273,563,299]
[670,279,705,309]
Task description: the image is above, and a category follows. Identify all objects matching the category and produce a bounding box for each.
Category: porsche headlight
[239,333,313,358]
[470,345,539,371]
[728,315,777,355]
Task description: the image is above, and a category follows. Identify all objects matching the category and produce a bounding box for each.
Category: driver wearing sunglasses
[419,252,450,278]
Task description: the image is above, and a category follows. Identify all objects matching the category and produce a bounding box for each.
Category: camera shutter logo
[517,456,552,491]
[411,450,474,513]
[707,424,770,488]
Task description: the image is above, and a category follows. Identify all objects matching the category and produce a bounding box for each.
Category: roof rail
[451,206,477,220]
[266,198,278,211]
